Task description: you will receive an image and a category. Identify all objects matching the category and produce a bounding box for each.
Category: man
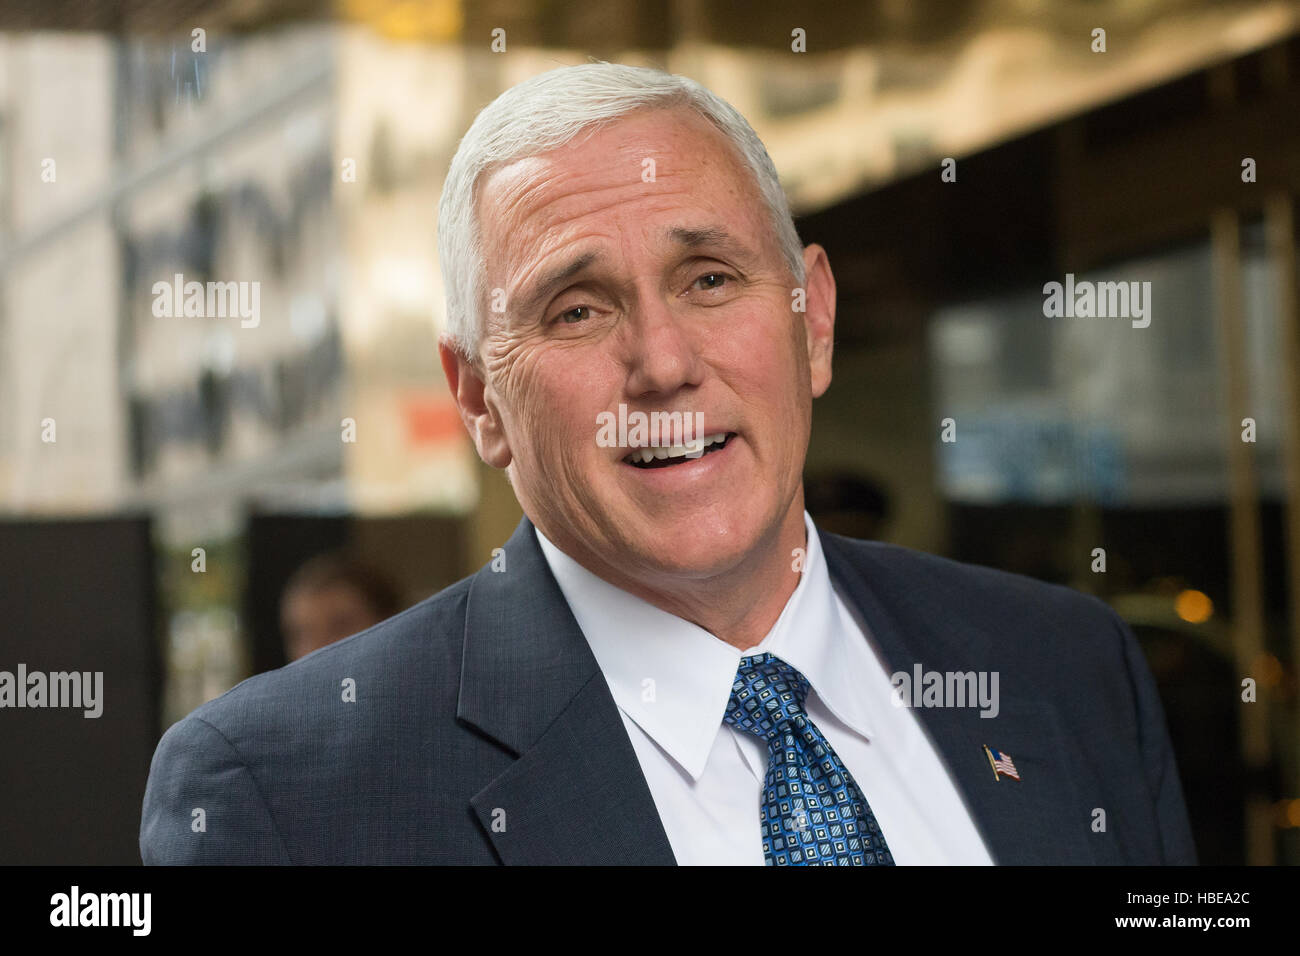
[140,62,1196,865]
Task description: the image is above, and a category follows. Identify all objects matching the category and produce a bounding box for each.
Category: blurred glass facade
[932,229,1287,507]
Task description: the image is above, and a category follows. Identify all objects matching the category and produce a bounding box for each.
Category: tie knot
[723,653,811,741]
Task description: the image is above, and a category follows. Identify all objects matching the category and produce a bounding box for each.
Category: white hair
[437,61,806,361]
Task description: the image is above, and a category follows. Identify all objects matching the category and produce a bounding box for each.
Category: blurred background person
[279,551,401,660]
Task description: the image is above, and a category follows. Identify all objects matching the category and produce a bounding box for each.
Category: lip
[619,432,739,489]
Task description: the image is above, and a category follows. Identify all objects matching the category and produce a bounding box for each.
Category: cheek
[544,348,621,423]
[505,351,612,470]
[710,309,801,391]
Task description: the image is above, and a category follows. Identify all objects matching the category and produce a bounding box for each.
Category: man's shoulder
[823,532,1113,618]
[140,573,507,864]
[819,531,1129,671]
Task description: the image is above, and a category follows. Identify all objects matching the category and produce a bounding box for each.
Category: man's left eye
[692,272,732,291]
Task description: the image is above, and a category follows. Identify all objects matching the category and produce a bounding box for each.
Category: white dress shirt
[534,512,995,865]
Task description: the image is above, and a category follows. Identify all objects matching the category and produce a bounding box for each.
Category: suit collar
[816,527,994,671]
[532,523,741,780]
[457,516,676,864]
[457,516,602,756]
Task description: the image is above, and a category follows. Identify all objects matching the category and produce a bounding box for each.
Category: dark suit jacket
[140,517,1197,864]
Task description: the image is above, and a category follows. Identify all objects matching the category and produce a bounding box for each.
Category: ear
[438,335,512,469]
[800,243,835,398]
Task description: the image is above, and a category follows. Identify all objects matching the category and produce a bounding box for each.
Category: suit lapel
[458,517,676,865]
[818,529,1095,865]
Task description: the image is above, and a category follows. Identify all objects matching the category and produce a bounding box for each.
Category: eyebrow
[514,225,758,318]
[666,225,758,261]
[516,252,601,318]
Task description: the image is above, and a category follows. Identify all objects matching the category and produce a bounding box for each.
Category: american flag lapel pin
[983,744,1021,782]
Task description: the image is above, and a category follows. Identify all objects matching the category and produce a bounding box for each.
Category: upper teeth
[626,433,727,464]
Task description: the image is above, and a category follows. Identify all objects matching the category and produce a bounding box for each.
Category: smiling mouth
[624,432,734,469]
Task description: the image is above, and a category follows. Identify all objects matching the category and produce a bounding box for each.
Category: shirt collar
[534,512,875,781]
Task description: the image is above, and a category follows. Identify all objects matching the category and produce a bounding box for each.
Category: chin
[619,513,766,578]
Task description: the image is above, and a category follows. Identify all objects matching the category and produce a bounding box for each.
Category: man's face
[450,106,834,587]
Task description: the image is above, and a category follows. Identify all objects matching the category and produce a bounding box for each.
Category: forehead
[474,106,771,275]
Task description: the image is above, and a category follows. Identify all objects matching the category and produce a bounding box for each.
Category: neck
[564,503,810,652]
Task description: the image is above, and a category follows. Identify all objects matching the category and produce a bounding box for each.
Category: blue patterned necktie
[724,652,895,866]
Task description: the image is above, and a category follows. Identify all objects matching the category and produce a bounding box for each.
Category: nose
[621,290,704,398]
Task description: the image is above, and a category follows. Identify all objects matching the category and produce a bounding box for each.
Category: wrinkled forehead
[473,107,770,275]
